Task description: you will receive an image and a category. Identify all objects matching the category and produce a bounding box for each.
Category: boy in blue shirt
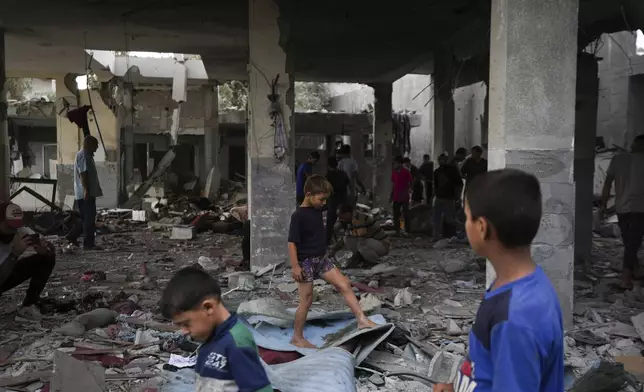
[160,267,272,392]
[435,169,564,392]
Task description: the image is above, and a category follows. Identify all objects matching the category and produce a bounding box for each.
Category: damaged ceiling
[1,0,643,82]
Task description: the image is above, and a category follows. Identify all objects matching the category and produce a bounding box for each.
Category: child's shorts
[299,256,335,282]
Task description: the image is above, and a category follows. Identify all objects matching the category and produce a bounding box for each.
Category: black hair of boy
[304,175,333,195]
[160,266,221,319]
[394,155,404,164]
[471,145,483,154]
[466,169,542,248]
[309,150,320,160]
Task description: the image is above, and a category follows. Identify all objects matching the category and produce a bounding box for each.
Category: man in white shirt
[0,203,56,320]
[602,134,644,289]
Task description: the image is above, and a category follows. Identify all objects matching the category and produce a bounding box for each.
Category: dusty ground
[0,225,642,391]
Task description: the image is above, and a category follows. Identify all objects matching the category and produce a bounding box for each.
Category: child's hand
[433,384,454,392]
[292,266,304,283]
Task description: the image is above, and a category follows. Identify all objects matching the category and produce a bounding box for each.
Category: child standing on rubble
[288,175,377,348]
[434,169,564,392]
[160,267,273,392]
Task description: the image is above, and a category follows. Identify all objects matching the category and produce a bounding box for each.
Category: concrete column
[203,84,220,195]
[372,83,393,208]
[574,54,599,269]
[248,0,296,268]
[487,0,579,327]
[0,31,7,200]
[433,54,455,160]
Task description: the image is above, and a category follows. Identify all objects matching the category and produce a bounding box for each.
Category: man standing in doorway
[602,134,644,289]
[418,154,434,204]
[461,145,488,189]
[74,136,103,250]
[338,145,366,206]
[433,154,463,241]
[296,151,320,206]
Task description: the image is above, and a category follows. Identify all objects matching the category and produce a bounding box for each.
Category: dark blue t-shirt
[296,162,313,197]
[288,207,326,260]
[456,265,564,392]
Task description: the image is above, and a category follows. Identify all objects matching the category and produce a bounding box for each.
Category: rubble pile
[0,200,642,391]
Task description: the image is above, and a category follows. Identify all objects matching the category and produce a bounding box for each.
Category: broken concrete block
[198,256,219,271]
[428,350,462,384]
[359,294,382,313]
[631,312,644,342]
[433,238,451,249]
[586,308,604,324]
[443,299,463,308]
[394,288,414,307]
[425,314,444,328]
[434,304,474,319]
[227,272,256,291]
[368,373,385,387]
[171,226,195,240]
[369,263,399,275]
[135,329,160,345]
[439,258,468,274]
[444,342,466,355]
[76,308,118,330]
[51,351,105,392]
[446,319,463,336]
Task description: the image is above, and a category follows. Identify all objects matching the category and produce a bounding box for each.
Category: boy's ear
[201,297,220,313]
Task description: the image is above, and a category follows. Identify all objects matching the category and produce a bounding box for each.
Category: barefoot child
[160,267,273,392]
[288,175,377,348]
[434,169,563,392]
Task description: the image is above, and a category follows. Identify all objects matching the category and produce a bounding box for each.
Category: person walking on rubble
[601,134,644,289]
[68,135,103,250]
[330,203,389,267]
[433,154,463,241]
[435,169,563,392]
[0,203,56,321]
[419,154,434,204]
[288,175,377,348]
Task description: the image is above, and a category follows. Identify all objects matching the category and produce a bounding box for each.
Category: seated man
[330,204,389,266]
[0,203,56,320]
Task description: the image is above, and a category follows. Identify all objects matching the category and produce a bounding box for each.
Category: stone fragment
[135,330,160,345]
[446,319,462,336]
[171,226,195,240]
[51,351,105,392]
[631,312,644,342]
[439,258,467,274]
[394,288,414,307]
[368,374,385,387]
[444,343,466,355]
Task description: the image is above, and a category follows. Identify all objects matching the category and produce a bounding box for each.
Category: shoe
[17,305,42,321]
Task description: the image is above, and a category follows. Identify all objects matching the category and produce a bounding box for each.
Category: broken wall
[596,31,644,149]
[453,82,486,151]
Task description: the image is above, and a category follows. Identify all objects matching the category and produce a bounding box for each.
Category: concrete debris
[135,330,160,345]
[394,288,414,307]
[197,256,219,271]
[51,351,105,392]
[446,319,463,336]
[359,294,382,312]
[227,272,257,291]
[438,258,468,274]
[368,373,385,387]
[171,226,196,240]
[428,350,462,384]
[631,312,644,342]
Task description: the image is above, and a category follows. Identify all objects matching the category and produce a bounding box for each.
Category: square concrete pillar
[0,32,8,200]
[433,54,455,160]
[372,83,393,208]
[248,0,296,268]
[203,84,221,195]
[487,0,579,327]
[574,54,599,268]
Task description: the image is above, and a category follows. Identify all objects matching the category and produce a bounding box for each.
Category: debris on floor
[0,207,642,391]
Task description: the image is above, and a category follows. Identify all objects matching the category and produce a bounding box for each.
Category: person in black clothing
[418,154,434,204]
[403,158,423,205]
[461,145,488,189]
[433,154,463,240]
[325,156,350,244]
